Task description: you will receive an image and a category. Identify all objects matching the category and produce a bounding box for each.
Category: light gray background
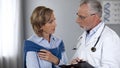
[23,0,120,63]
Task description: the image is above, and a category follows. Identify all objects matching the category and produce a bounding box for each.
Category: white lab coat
[73,23,120,68]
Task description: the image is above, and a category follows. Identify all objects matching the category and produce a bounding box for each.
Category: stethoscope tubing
[91,25,106,52]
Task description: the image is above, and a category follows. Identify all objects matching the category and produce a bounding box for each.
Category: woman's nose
[53,21,57,27]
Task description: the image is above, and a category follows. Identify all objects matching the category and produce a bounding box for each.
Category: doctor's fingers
[76,57,81,61]
[71,58,81,64]
[71,59,78,64]
[71,58,80,64]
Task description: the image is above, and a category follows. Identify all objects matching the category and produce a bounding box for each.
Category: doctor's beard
[82,27,90,31]
[80,24,91,31]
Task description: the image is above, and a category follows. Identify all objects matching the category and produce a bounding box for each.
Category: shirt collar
[34,34,55,43]
[86,21,103,37]
[34,34,44,43]
[50,35,56,42]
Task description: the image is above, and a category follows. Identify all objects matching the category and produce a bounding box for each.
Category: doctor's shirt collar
[86,21,103,37]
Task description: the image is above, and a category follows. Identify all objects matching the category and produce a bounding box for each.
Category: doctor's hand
[71,57,82,64]
[37,49,59,65]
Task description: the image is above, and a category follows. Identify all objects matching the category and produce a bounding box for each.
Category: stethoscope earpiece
[91,47,96,52]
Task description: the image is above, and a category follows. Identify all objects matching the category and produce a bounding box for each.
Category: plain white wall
[23,0,120,63]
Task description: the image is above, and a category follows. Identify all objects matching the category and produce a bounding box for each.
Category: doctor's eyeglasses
[76,13,95,20]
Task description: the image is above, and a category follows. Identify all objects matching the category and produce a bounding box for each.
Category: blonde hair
[30,6,53,36]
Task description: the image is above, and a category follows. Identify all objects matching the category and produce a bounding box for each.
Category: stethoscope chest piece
[91,47,96,52]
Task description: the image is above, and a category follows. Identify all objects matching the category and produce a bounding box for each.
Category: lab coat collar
[86,22,105,46]
[80,22,105,47]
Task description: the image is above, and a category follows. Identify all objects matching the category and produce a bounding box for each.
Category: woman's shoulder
[26,34,43,43]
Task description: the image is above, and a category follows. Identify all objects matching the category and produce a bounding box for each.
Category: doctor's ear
[94,14,101,21]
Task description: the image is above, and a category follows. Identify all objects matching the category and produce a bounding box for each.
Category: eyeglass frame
[76,13,95,20]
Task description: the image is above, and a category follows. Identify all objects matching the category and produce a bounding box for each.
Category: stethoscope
[91,25,105,52]
[73,25,105,52]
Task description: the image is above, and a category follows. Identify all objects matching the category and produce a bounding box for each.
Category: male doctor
[71,0,120,68]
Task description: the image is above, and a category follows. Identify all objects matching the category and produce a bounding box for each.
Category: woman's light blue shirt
[26,34,68,68]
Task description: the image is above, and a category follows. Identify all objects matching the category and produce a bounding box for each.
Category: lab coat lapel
[86,23,105,47]
[79,32,86,48]
[73,32,86,58]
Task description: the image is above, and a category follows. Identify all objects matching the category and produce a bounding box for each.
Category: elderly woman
[24,6,67,68]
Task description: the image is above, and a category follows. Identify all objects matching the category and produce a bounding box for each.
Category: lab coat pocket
[88,42,103,67]
[90,42,102,59]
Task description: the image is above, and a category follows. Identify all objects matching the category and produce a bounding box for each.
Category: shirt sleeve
[55,51,68,68]
[26,51,40,68]
[97,34,120,68]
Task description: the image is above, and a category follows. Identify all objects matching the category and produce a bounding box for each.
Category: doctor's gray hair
[80,0,102,18]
